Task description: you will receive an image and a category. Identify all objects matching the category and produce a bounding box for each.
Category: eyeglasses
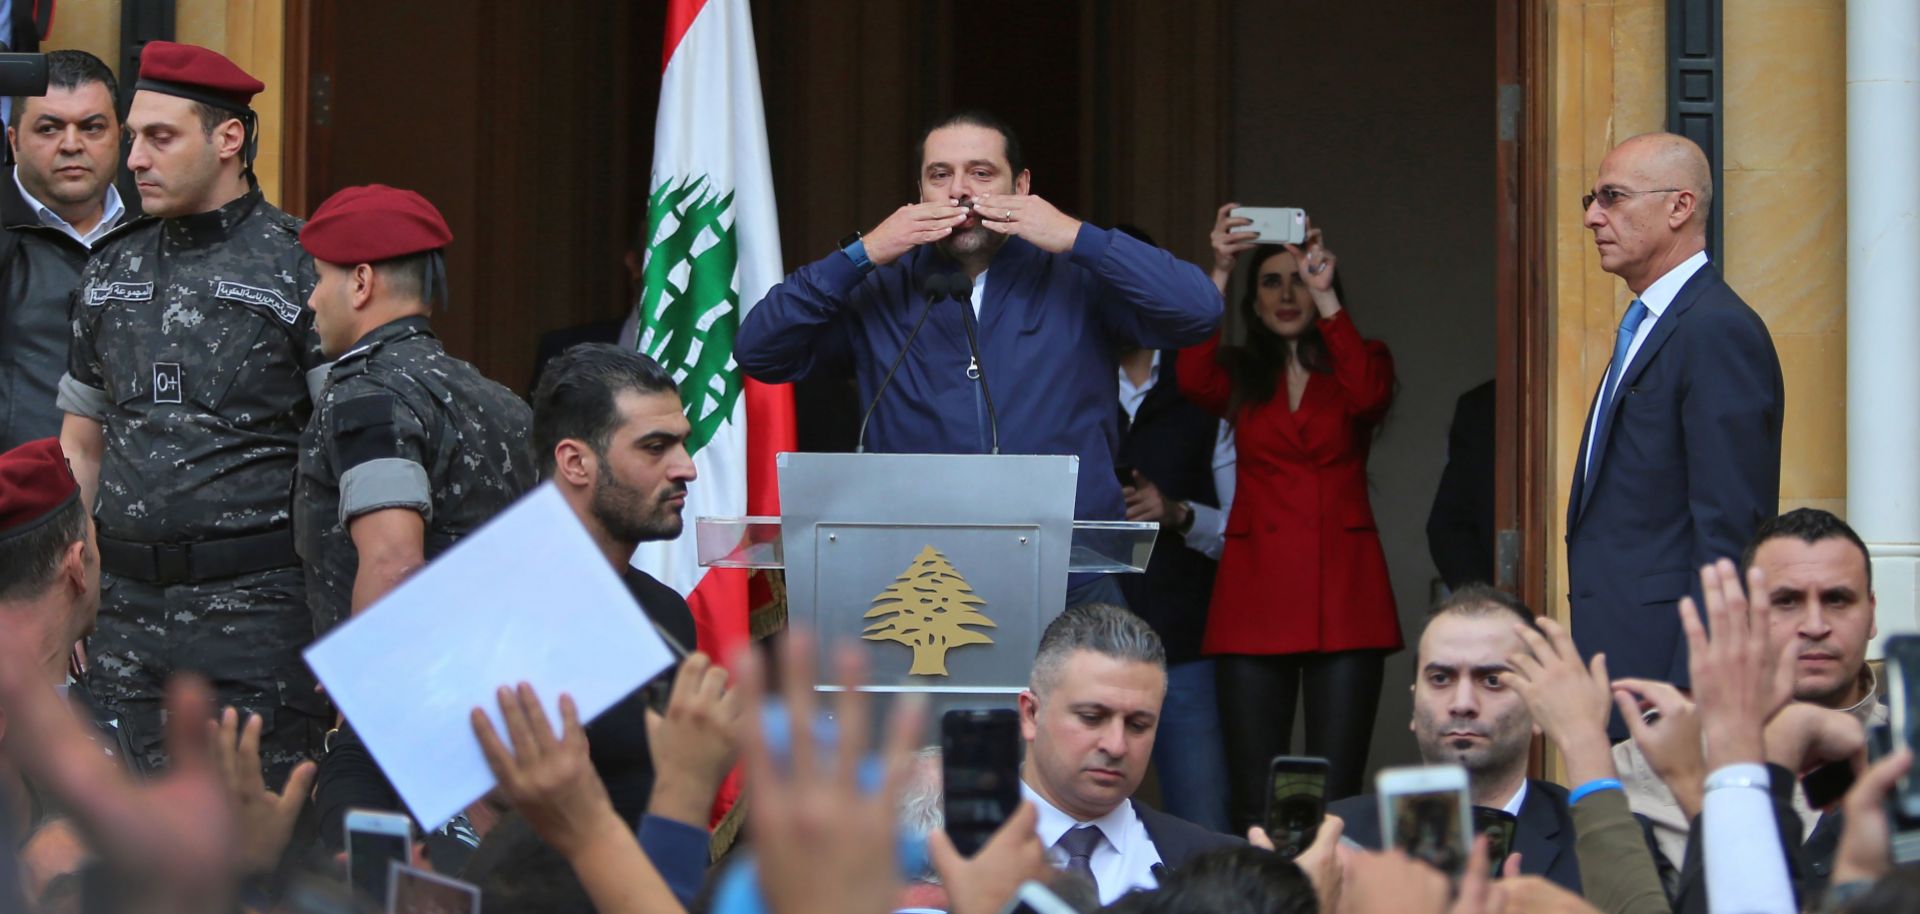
[1583,186,1681,210]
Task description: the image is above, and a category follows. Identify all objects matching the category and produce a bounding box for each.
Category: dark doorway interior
[288,0,661,394]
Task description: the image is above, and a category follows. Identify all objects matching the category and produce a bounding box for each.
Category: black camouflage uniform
[294,315,536,635]
[55,186,325,784]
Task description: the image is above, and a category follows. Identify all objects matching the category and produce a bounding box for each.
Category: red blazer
[1177,310,1402,655]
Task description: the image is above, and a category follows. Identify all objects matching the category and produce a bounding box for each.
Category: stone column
[1847,0,1920,653]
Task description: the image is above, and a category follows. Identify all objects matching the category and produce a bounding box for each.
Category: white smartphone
[344,808,413,906]
[1376,764,1473,877]
[388,862,480,914]
[1230,206,1308,245]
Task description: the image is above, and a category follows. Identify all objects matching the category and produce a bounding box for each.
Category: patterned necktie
[1055,825,1105,899]
[1598,298,1651,419]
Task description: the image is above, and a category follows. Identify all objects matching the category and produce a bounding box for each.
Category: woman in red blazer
[1179,205,1400,823]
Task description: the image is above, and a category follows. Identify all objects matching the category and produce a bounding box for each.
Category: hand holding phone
[1228,207,1308,246]
[1264,756,1329,861]
[942,708,1022,857]
[343,808,412,906]
[1377,765,1472,877]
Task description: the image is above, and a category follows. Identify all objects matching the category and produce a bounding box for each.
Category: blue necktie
[1598,299,1650,419]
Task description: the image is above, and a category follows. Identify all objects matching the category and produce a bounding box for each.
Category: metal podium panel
[778,452,1078,697]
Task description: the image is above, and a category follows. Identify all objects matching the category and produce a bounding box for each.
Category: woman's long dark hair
[1220,244,1347,418]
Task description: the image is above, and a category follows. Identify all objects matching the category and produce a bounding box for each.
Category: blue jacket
[735,225,1222,520]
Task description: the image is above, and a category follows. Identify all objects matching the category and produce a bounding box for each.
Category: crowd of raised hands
[3,556,1917,914]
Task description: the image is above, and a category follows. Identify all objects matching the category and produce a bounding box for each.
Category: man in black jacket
[529,343,705,828]
[1331,585,1586,891]
[1018,603,1241,907]
[0,50,126,451]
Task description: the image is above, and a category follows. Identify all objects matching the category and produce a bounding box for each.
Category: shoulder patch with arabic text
[214,281,301,324]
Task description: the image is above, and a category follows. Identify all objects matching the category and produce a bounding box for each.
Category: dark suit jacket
[1329,779,1583,892]
[1135,800,1243,870]
[1427,379,1497,589]
[1567,263,1782,699]
[1115,349,1222,665]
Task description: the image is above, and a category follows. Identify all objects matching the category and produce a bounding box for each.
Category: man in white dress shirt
[1016,603,1239,906]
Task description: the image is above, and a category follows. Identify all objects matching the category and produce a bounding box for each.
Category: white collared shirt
[1500,778,1528,816]
[13,167,125,249]
[968,269,988,319]
[1117,351,1237,560]
[1582,249,1709,475]
[1022,779,1164,906]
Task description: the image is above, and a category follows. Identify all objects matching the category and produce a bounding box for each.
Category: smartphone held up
[943,708,1023,857]
[1264,756,1329,861]
[1377,764,1473,878]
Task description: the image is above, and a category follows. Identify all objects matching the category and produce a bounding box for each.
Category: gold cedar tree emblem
[862,545,996,676]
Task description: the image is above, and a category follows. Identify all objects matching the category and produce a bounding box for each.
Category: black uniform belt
[99,527,299,586]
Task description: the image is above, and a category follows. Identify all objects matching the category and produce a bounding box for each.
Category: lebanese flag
[632,0,792,666]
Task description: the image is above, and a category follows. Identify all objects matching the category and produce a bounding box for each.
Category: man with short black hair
[0,49,125,451]
[56,41,324,783]
[737,110,1222,608]
[293,184,534,634]
[1019,602,1239,905]
[1330,585,1585,891]
[530,342,709,829]
[1615,507,1886,871]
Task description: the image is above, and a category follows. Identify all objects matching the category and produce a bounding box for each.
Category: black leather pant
[1215,650,1386,831]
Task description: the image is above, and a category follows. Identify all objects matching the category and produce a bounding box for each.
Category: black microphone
[955,283,1001,455]
[855,270,949,453]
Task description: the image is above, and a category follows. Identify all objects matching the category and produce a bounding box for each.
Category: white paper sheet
[304,483,672,829]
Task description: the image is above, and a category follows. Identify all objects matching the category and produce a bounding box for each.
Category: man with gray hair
[1018,603,1239,906]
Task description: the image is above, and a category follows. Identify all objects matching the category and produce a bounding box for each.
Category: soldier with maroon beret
[55,42,323,785]
[293,184,534,635]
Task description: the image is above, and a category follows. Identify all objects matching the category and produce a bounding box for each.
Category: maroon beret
[0,438,78,540]
[136,41,264,112]
[299,184,454,265]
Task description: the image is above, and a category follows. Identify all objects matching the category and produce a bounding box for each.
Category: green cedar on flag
[635,0,793,662]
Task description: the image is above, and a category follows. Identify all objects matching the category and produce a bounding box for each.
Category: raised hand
[211,706,317,877]
[1209,201,1259,284]
[644,651,743,828]
[1283,221,1339,297]
[1612,678,1706,818]
[1682,559,1796,770]
[1762,703,1866,780]
[470,684,619,857]
[862,201,971,267]
[970,192,1084,254]
[1250,812,1347,912]
[926,802,1050,914]
[0,638,236,914]
[1507,617,1617,785]
[734,631,927,914]
[1832,749,1914,885]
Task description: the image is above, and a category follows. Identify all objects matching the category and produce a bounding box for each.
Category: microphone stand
[855,271,949,453]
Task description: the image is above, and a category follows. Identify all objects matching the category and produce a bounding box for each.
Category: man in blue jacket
[734,110,1222,607]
